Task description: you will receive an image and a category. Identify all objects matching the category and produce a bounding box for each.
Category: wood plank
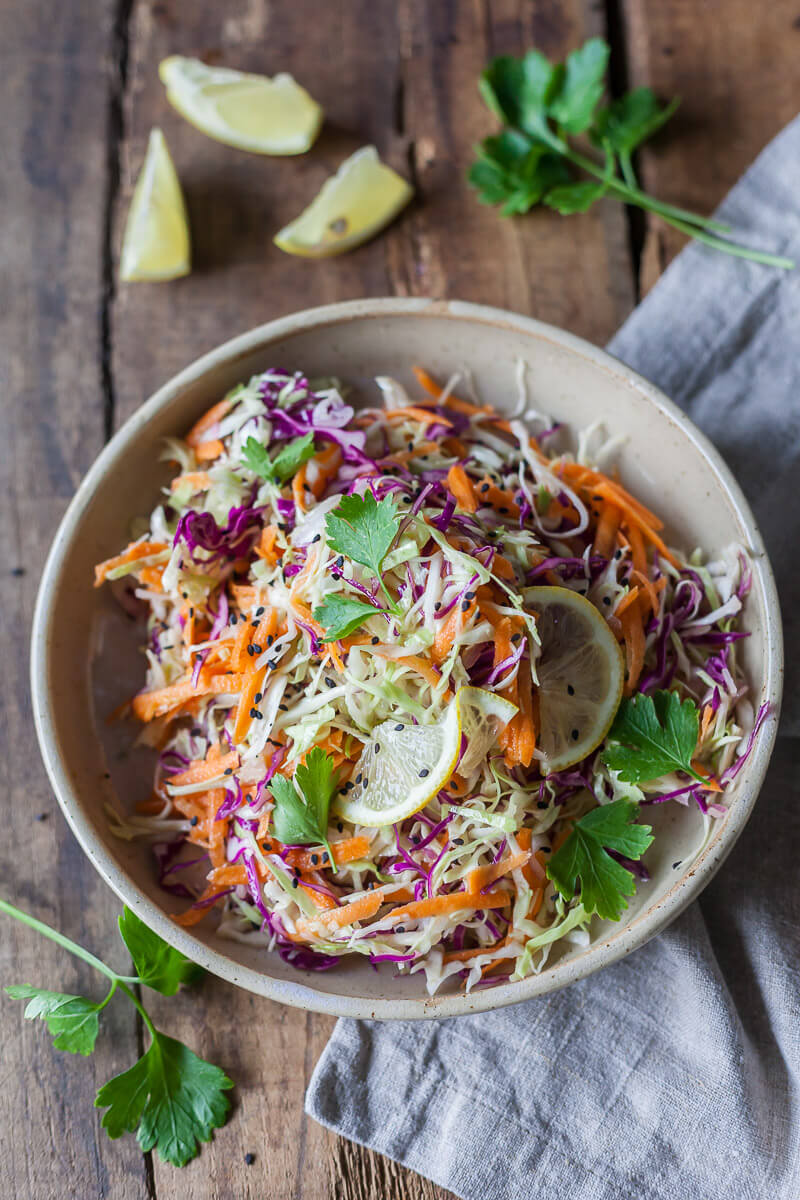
[0,1,151,1198]
[620,0,800,291]
[109,3,633,1199]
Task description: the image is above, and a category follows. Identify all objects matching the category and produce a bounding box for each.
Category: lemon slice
[273,146,413,258]
[120,129,190,282]
[525,586,624,774]
[159,56,323,155]
[336,687,516,828]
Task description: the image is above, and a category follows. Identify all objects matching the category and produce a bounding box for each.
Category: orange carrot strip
[386,405,454,428]
[230,614,253,670]
[627,523,648,577]
[170,751,240,787]
[170,471,212,493]
[690,760,723,792]
[186,398,232,448]
[295,889,385,936]
[699,704,714,743]
[382,439,440,466]
[447,464,478,513]
[93,541,168,587]
[307,445,342,499]
[594,502,622,558]
[292,464,309,513]
[620,596,646,695]
[466,850,531,894]
[412,367,492,416]
[194,439,224,462]
[551,822,574,854]
[285,836,371,873]
[431,598,477,665]
[386,890,511,924]
[255,525,281,564]
[443,937,510,965]
[232,665,267,744]
[138,565,164,591]
[132,672,248,721]
[614,586,641,618]
[477,475,520,518]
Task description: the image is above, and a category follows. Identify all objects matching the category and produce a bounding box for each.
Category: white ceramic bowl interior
[31,299,782,1019]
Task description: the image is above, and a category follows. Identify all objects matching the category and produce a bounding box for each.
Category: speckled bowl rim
[30,298,783,1020]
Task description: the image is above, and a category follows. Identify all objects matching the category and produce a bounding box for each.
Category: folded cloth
[306,117,800,1200]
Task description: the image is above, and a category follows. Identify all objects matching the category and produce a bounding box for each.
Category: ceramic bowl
[30,298,782,1019]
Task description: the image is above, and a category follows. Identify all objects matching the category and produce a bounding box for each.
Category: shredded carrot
[295,888,385,936]
[306,445,342,499]
[255,525,281,565]
[432,599,477,665]
[466,850,531,893]
[551,822,573,854]
[443,937,510,965]
[93,541,168,587]
[284,836,371,873]
[386,405,453,428]
[477,475,520,518]
[620,596,646,694]
[614,586,641,618]
[170,471,212,493]
[627,523,648,577]
[699,703,714,743]
[194,438,224,462]
[594,502,622,558]
[186,398,231,448]
[447,464,478,513]
[292,464,309,513]
[132,672,248,722]
[386,890,511,924]
[382,439,440,466]
[232,665,267,744]
[412,366,493,416]
[690,760,723,792]
[230,613,253,670]
[170,751,240,787]
[138,565,164,591]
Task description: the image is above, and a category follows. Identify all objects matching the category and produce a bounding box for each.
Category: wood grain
[0,1,150,1198]
[5,0,790,1195]
[620,0,800,290]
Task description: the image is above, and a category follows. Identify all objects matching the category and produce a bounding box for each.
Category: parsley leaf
[312,594,380,641]
[242,433,315,485]
[269,747,337,860]
[468,39,794,270]
[118,908,202,996]
[603,690,703,784]
[0,898,233,1166]
[324,491,401,610]
[548,37,609,133]
[546,799,654,920]
[5,986,101,1056]
[96,1033,233,1167]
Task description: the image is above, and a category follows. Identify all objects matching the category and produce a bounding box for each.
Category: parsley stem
[0,898,119,985]
[118,981,158,1038]
[652,213,796,270]
[565,147,732,233]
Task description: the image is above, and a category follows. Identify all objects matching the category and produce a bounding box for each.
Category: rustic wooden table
[2,1,797,1197]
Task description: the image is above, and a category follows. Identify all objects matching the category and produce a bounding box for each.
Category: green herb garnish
[603,690,705,784]
[546,799,654,920]
[469,38,794,269]
[312,594,382,641]
[324,490,401,611]
[242,433,316,485]
[1,899,232,1166]
[269,746,338,862]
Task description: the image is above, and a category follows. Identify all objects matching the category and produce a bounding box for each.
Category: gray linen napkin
[306,118,800,1200]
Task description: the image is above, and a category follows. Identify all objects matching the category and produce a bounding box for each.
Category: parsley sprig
[323,490,402,614]
[469,38,794,269]
[242,433,316,485]
[2,899,232,1166]
[602,690,706,785]
[269,746,338,863]
[546,799,654,920]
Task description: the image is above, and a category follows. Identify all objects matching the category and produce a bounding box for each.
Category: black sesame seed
[395,723,404,731]
[190,816,199,826]
[254,692,263,703]
[465,591,475,600]
[337,821,344,832]
[371,636,380,645]
[311,533,321,543]
[278,704,288,712]
[541,845,551,854]
[480,483,490,494]
[228,613,236,625]
[181,592,188,599]
[396,925,406,933]
[322,851,330,863]
[419,768,430,778]
[246,794,253,803]
[245,1153,255,1166]
[345,782,355,792]
[249,707,258,718]
[335,556,344,568]
[375,743,381,754]
[461,600,471,612]
[254,711,263,720]
[407,441,414,451]
[511,632,521,643]
[191,727,202,736]
[267,634,274,645]
[567,684,575,696]
[325,677,335,688]
[498,506,509,515]
[256,606,265,616]
[292,878,299,888]
[311,854,319,865]
[434,601,442,611]
[35,812,48,821]
[453,837,464,846]
[614,549,622,560]
[570,729,579,741]
[356,773,363,784]
[537,800,548,810]
[10,566,25,577]
[602,596,611,606]
[672,860,682,870]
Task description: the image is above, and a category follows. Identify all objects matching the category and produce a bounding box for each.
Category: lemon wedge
[336,687,517,828]
[273,146,413,258]
[119,128,190,282]
[525,586,624,774]
[159,56,323,155]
